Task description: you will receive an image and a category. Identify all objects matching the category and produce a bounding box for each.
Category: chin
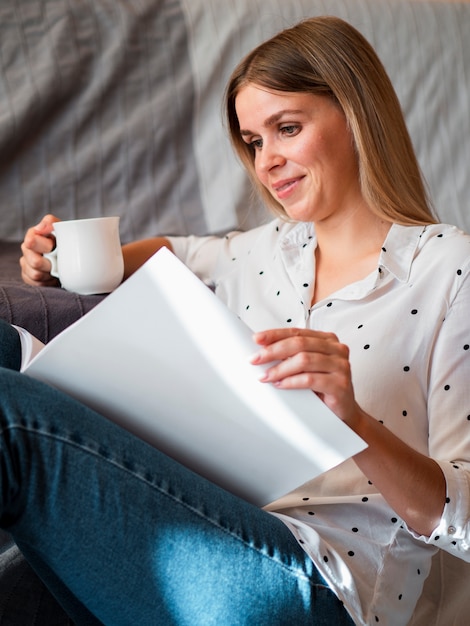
[283,207,315,223]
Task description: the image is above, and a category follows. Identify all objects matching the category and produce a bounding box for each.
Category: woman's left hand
[250,327,360,426]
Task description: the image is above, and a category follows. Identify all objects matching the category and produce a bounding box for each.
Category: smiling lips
[272,176,304,199]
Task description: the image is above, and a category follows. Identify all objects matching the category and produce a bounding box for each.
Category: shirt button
[448,526,456,535]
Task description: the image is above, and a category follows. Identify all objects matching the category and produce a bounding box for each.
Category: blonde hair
[225,16,437,225]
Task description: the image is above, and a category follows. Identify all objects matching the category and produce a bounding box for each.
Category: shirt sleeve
[166,234,228,285]
[408,459,470,562]
[167,224,274,286]
[411,264,470,561]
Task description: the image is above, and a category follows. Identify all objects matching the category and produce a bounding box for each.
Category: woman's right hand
[20,214,62,287]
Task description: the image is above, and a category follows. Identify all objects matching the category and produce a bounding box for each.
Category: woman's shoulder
[424,222,470,239]
[414,224,470,288]
[384,223,470,287]
[420,223,470,259]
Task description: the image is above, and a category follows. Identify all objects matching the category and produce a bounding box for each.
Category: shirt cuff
[407,459,470,562]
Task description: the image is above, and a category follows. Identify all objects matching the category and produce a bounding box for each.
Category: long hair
[225,16,437,225]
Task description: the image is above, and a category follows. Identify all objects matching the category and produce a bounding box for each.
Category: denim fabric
[0,320,75,624]
[0,319,21,371]
[0,323,353,625]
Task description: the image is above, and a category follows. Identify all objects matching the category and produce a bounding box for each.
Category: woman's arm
[346,407,446,537]
[122,238,172,280]
[250,327,446,536]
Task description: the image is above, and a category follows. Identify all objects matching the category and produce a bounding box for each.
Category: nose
[255,141,285,175]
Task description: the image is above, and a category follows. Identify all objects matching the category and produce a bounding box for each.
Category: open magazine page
[15,325,45,369]
[24,247,366,506]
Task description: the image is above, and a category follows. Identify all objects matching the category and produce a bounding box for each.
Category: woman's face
[235,84,364,224]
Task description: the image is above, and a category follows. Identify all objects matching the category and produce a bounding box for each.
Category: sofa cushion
[0,543,73,626]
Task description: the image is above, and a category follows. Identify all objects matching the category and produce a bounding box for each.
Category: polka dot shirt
[169,220,470,625]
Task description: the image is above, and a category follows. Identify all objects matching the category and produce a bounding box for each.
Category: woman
[8,16,470,625]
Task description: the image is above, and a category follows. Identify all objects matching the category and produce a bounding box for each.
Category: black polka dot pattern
[194,219,470,626]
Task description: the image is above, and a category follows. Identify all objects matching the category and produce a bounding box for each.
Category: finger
[263,355,355,418]
[22,227,58,257]
[19,244,58,286]
[273,367,356,425]
[260,348,346,384]
[33,214,61,236]
[253,327,320,346]
[20,239,55,269]
[252,329,356,421]
[251,329,340,365]
[19,255,58,287]
[21,234,56,258]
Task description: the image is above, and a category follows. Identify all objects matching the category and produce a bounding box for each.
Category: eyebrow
[239,109,304,137]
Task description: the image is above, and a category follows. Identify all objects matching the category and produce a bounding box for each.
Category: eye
[280,124,300,137]
[249,138,263,151]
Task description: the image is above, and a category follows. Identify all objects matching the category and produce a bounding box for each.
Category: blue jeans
[0,321,354,625]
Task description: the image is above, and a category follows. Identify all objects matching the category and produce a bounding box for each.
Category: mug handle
[43,231,59,278]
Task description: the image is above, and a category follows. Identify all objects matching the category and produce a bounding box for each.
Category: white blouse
[169,220,470,626]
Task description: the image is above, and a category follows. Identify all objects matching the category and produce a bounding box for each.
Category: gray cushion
[0,542,73,626]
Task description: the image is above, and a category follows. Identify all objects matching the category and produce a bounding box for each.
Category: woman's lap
[0,323,353,625]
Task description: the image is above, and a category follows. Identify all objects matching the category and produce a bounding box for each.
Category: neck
[314,204,391,260]
[311,208,392,305]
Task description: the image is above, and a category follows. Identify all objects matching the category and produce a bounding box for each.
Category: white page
[25,248,366,506]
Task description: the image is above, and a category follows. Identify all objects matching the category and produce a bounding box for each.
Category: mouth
[272,177,304,199]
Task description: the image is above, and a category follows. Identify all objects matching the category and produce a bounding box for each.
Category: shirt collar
[279,221,316,252]
[378,224,427,283]
[279,221,426,284]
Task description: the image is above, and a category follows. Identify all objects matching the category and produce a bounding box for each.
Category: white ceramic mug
[45,217,124,295]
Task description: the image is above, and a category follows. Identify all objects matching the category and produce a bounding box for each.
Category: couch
[0,0,469,623]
